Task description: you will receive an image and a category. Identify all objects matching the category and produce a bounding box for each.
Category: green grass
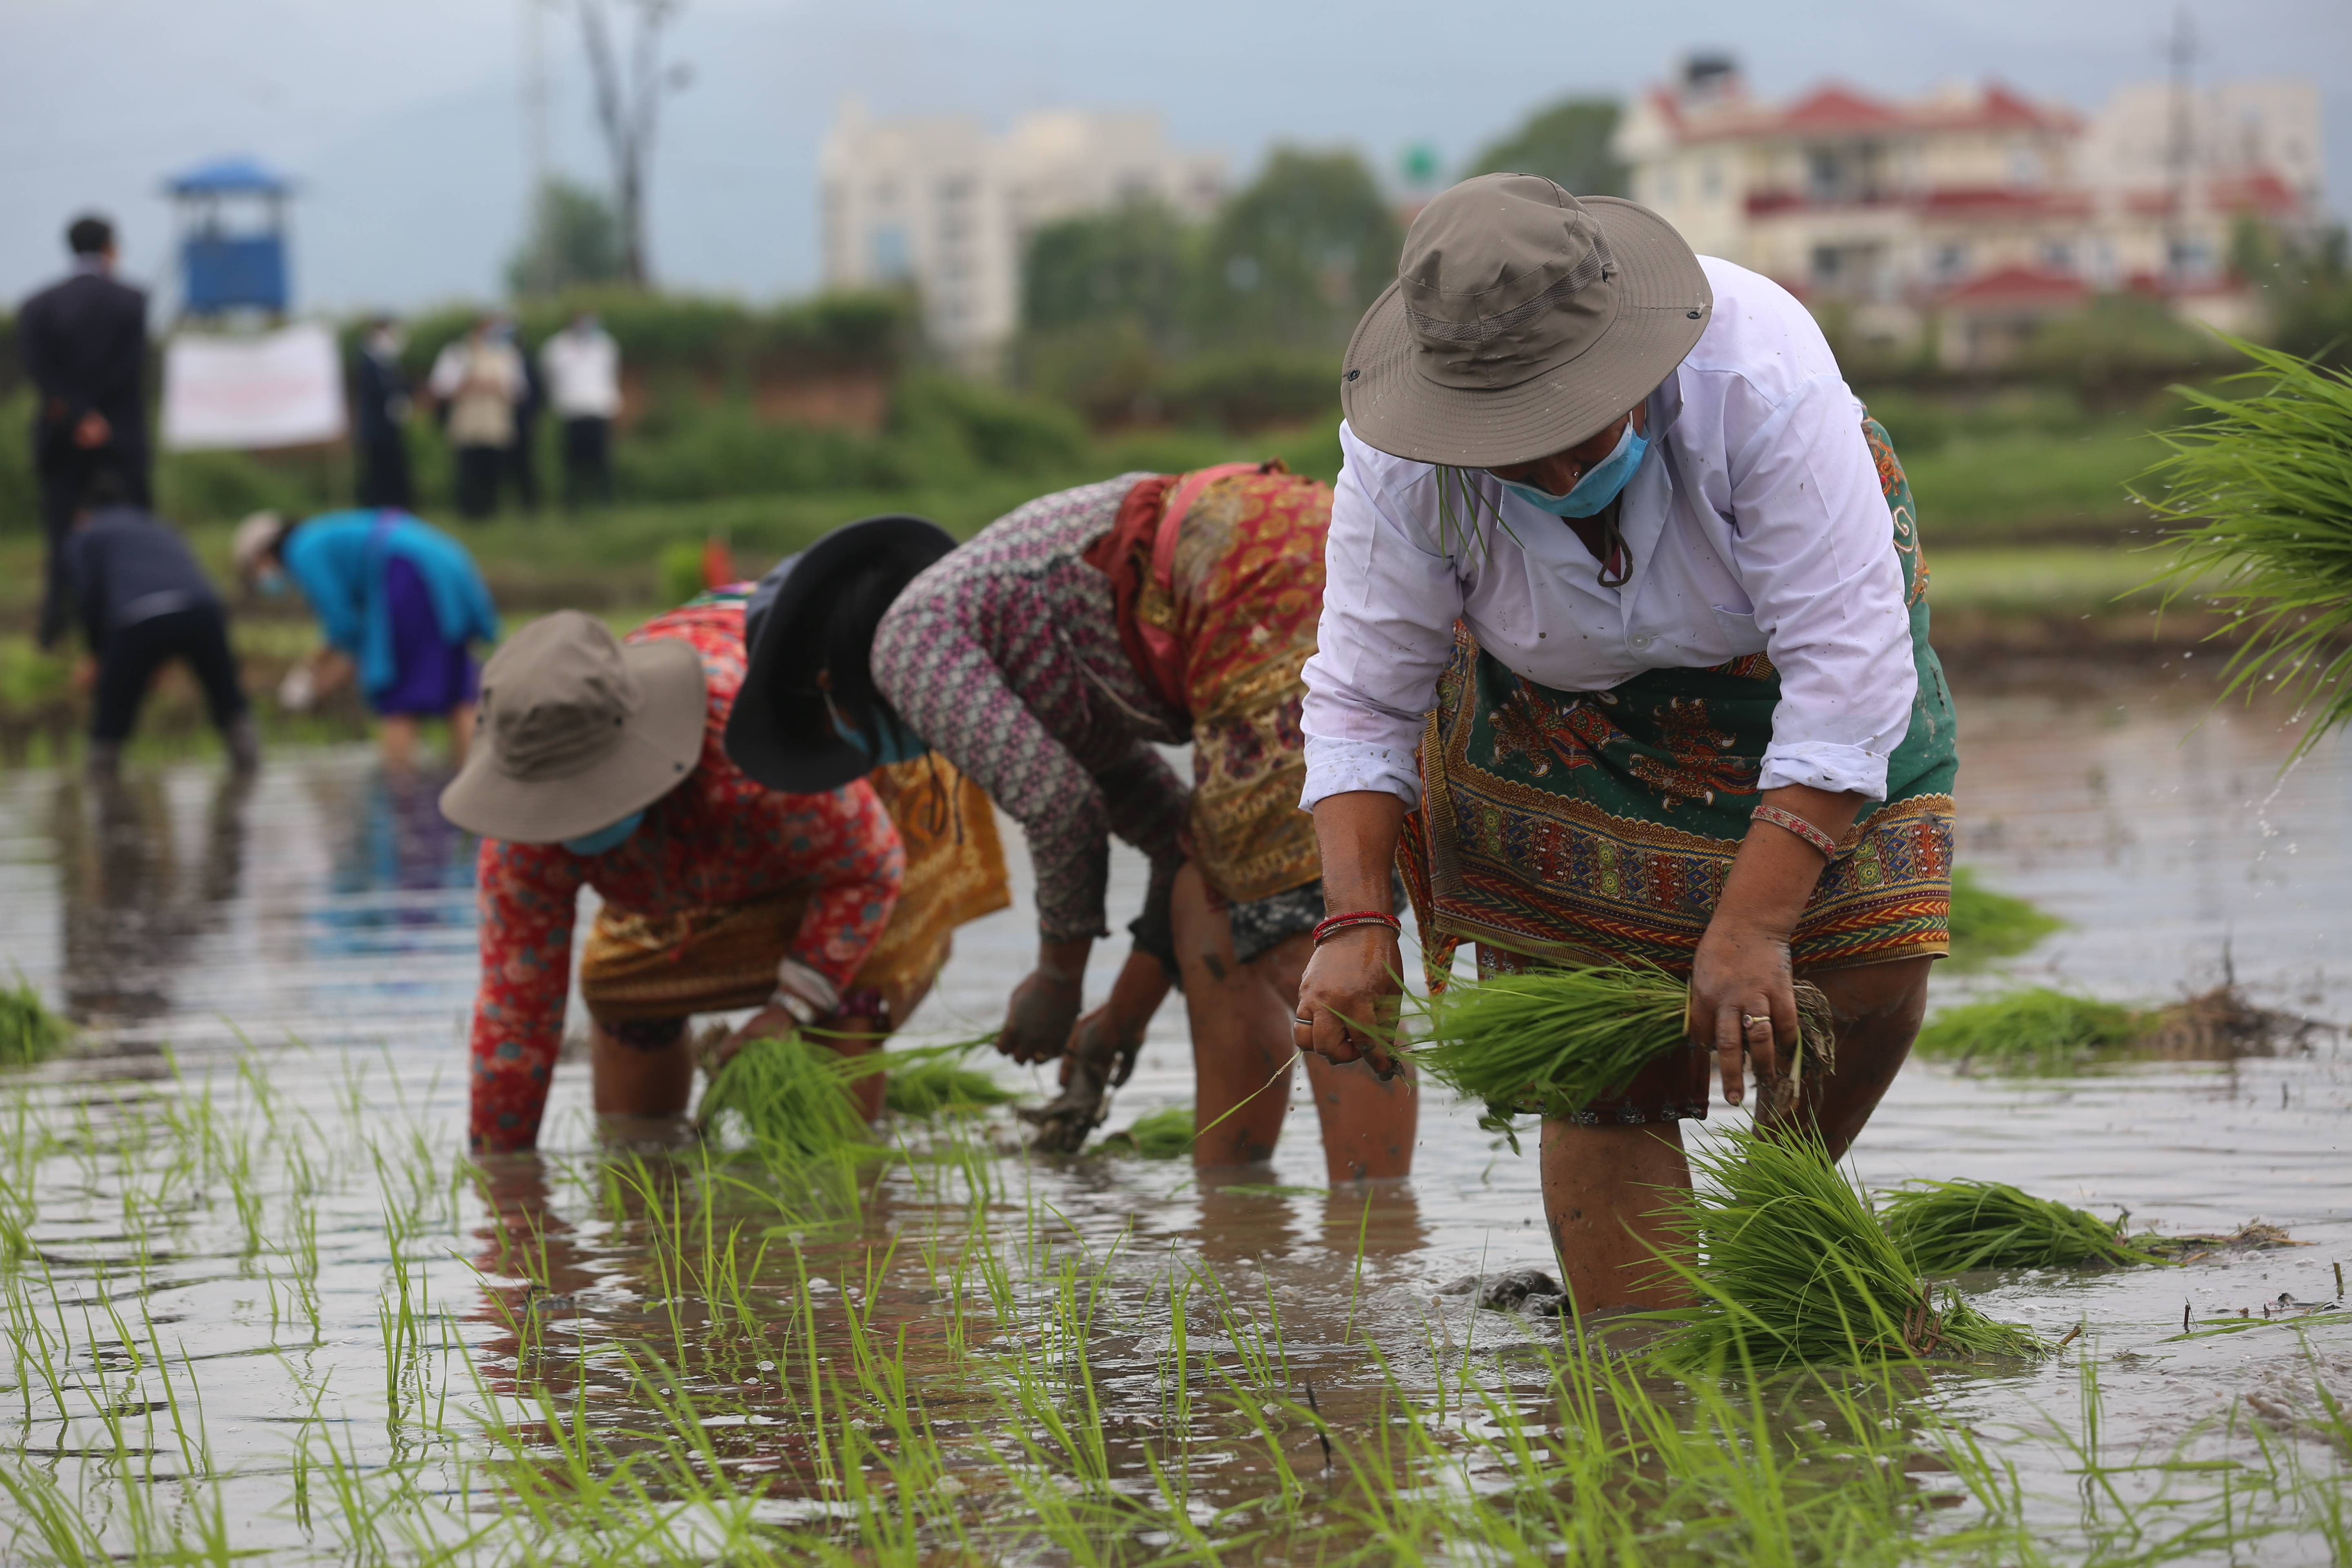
[1945,866,2064,967]
[1091,1104,1194,1159]
[1410,963,1831,1134]
[1882,1178,2165,1274]
[1646,1128,2044,1369]
[1912,987,2143,1072]
[2134,338,2352,759]
[0,979,69,1067]
[1901,419,2159,543]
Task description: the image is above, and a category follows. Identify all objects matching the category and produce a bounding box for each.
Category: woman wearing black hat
[1296,175,1957,1310]
[731,486,1419,1179]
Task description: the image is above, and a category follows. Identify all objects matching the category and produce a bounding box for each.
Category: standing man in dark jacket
[19,214,151,650]
[351,316,415,510]
[61,472,258,780]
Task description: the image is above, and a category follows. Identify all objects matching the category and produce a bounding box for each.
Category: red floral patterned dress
[466,598,903,1151]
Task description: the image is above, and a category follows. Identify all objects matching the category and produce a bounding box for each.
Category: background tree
[506,176,628,297]
[1466,98,1629,197]
[1194,148,1403,351]
[576,0,692,286]
[1021,198,1196,347]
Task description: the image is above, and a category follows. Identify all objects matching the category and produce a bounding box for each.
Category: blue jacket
[284,510,499,697]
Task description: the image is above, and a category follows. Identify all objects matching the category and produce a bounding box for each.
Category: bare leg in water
[1174,863,1417,1182]
[1538,955,1933,1312]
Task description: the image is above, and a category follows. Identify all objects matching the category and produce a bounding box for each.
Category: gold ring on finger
[1741,1013,1769,1030]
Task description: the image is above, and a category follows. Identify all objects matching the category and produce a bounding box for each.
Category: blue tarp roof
[165,156,293,196]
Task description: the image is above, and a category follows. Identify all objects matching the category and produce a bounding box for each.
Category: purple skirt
[370,555,482,717]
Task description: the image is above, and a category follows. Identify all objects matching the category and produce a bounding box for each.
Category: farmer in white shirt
[540,312,621,510]
[1293,175,1957,1312]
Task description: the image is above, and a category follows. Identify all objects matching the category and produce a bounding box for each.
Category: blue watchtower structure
[165,156,294,318]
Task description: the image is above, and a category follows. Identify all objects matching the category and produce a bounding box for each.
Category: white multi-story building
[1613,58,2323,367]
[821,103,1225,370]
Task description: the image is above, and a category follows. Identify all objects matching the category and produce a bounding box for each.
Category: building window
[1701,158,1722,198]
[1933,242,1969,281]
[2041,240,2074,274]
[1811,245,1842,283]
[2008,147,2043,187]
[1807,148,1843,201]
[1657,167,1678,203]
[869,224,912,281]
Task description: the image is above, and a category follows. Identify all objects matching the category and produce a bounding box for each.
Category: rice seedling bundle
[1882,1178,2164,1274]
[1410,962,1833,1131]
[697,1033,875,1166]
[880,1056,1018,1119]
[1911,988,2140,1072]
[1648,1128,2042,1370]
[1944,867,2062,968]
[2132,337,2352,759]
[0,978,70,1067]
[1092,1104,1194,1160]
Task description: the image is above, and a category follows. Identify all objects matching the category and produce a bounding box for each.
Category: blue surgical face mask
[561,809,644,856]
[1497,419,1650,518]
[830,704,929,767]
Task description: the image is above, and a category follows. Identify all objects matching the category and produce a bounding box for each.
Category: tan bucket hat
[439,610,707,843]
[1341,174,1713,469]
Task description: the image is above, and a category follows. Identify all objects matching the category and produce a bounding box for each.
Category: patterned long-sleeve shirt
[870,477,1187,944]
[468,598,903,1149]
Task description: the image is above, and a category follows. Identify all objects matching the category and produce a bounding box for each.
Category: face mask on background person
[829,702,929,767]
[1497,419,1650,518]
[561,810,646,856]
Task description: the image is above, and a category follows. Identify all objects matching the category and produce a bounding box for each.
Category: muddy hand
[998,966,1084,1066]
[1018,1007,1134,1155]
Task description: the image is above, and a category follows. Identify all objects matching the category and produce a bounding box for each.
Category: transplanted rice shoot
[1882,1178,2164,1274]
[698,1032,875,1165]
[1648,1128,2042,1370]
[1412,962,1832,1131]
[0,977,70,1067]
[2134,337,2352,759]
[1944,866,2062,968]
[1911,987,2141,1072]
[1093,1104,1194,1159]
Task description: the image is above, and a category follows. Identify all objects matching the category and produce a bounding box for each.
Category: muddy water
[0,669,2345,1558]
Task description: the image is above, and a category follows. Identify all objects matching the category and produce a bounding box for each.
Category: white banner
[162,322,348,451]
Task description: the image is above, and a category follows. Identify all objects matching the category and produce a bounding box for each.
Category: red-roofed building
[1612,57,2321,367]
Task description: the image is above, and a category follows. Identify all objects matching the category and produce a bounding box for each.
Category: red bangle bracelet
[1751,803,1841,860]
[1312,910,1401,944]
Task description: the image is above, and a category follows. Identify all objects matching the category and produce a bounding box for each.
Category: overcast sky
[4,0,2347,314]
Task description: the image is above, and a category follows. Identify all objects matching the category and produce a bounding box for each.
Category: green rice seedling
[1881,1177,2167,1273]
[878,1049,1020,1120]
[1091,1104,1194,1159]
[0,978,70,1069]
[698,1032,878,1167]
[1912,986,2143,1072]
[1647,1126,2042,1369]
[1945,865,2063,967]
[1410,962,1833,1138]
[2134,337,2352,760]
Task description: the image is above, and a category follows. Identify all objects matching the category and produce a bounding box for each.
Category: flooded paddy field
[0,668,2345,1564]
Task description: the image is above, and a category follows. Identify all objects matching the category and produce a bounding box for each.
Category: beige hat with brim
[439,609,707,844]
[1341,176,1713,470]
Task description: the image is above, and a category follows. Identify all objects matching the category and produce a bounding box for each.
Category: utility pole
[524,0,555,295]
[2163,7,2197,285]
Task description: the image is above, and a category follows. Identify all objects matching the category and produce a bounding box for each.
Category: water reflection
[51,771,251,1026]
